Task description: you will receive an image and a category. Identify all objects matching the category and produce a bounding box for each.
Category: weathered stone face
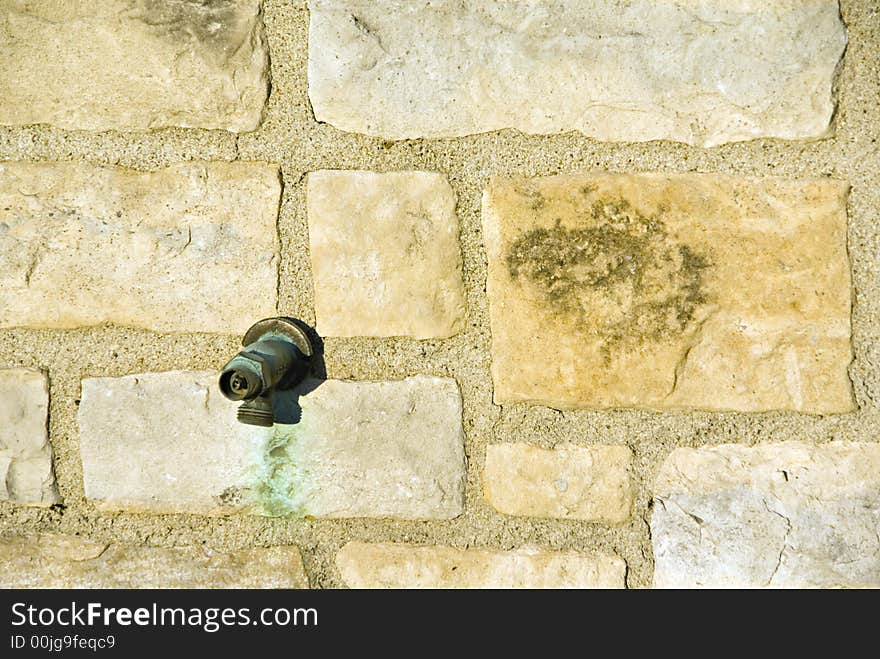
[263,378,466,519]
[482,173,853,413]
[652,442,880,588]
[336,542,626,589]
[0,0,268,131]
[483,443,632,523]
[78,371,268,516]
[307,0,846,145]
[0,369,58,506]
[78,372,466,520]
[0,162,280,334]
[0,533,308,588]
[306,170,466,338]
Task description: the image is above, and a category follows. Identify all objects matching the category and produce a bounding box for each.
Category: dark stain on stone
[580,183,598,196]
[130,1,250,57]
[217,486,244,506]
[514,186,546,211]
[505,198,710,359]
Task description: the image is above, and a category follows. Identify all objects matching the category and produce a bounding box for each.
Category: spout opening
[219,367,262,401]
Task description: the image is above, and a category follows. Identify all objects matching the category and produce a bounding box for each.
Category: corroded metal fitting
[219,317,314,427]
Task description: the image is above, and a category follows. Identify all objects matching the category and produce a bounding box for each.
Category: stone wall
[0,0,877,588]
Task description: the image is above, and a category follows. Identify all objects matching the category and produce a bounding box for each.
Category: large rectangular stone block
[307,0,845,145]
[0,0,268,132]
[0,533,308,588]
[78,372,466,519]
[652,442,880,588]
[0,162,280,334]
[482,173,853,413]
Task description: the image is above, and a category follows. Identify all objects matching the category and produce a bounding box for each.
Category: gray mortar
[0,1,877,588]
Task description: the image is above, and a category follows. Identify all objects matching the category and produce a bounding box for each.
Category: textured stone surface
[0,533,308,588]
[307,170,466,338]
[337,542,626,589]
[79,371,270,516]
[79,372,466,519]
[0,368,58,506]
[0,0,268,132]
[0,162,280,334]
[652,442,880,588]
[263,377,466,519]
[0,0,875,593]
[483,443,632,523]
[307,0,846,146]
[482,173,853,413]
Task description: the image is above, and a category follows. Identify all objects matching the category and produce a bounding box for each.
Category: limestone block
[652,442,880,588]
[483,443,632,523]
[78,372,466,519]
[307,170,465,338]
[308,0,845,145]
[0,368,58,506]
[0,0,268,131]
[337,542,626,588]
[0,533,308,588]
[0,162,280,334]
[482,173,852,413]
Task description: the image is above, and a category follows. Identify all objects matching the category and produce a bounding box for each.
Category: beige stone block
[0,533,308,588]
[337,542,626,589]
[482,173,853,413]
[308,0,845,146]
[78,372,466,520]
[652,442,880,588]
[0,0,268,132]
[78,371,267,516]
[0,162,280,334]
[0,368,58,506]
[483,443,632,523]
[307,170,465,338]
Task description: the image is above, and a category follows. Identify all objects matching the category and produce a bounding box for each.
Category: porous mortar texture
[0,0,877,588]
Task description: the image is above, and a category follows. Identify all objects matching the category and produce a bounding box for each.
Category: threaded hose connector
[236,398,274,427]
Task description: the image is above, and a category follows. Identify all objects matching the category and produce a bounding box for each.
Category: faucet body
[219,318,314,426]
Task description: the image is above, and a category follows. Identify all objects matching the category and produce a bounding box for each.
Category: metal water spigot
[219,317,314,426]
